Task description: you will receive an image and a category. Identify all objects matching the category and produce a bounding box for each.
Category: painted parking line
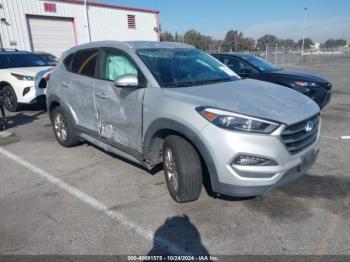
[321,135,339,140]
[0,146,187,255]
[321,135,350,140]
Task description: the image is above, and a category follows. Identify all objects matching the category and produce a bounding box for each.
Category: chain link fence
[245,45,350,65]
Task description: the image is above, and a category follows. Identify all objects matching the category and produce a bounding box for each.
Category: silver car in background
[47,41,320,203]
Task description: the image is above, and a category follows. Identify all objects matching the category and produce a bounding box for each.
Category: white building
[311,43,321,50]
[0,0,160,56]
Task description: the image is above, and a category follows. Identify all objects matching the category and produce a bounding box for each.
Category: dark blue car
[212,53,332,109]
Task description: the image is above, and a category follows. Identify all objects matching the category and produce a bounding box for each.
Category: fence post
[274,43,278,65]
[265,44,268,62]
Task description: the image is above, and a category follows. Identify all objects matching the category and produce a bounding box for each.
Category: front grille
[281,114,320,154]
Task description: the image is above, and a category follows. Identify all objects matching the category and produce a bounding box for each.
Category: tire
[3,85,21,112]
[51,106,80,147]
[163,135,203,203]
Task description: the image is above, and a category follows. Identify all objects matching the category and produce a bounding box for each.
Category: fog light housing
[232,155,278,166]
[23,87,31,96]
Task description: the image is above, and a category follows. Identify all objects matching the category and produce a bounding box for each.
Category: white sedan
[0,50,53,112]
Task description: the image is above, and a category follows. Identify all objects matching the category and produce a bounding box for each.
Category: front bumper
[199,121,321,197]
[15,80,46,104]
[305,86,332,110]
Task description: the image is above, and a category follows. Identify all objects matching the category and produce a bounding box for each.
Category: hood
[162,79,320,126]
[265,68,329,83]
[10,66,53,78]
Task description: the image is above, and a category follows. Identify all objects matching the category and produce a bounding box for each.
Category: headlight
[11,73,35,81]
[196,107,280,134]
[291,81,317,87]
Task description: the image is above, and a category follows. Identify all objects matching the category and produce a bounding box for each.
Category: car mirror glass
[113,74,139,88]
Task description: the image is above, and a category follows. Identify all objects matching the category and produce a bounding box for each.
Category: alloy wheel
[54,113,67,141]
[4,90,15,110]
[164,147,179,191]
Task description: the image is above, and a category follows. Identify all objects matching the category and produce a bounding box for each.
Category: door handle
[96,92,108,99]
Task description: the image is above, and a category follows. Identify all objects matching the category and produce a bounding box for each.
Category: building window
[127,15,136,29]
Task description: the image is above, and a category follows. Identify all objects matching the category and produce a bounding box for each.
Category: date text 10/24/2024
[128,256,219,261]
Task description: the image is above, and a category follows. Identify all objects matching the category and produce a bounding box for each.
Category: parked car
[35,52,59,66]
[211,53,332,109]
[47,41,320,203]
[0,50,53,111]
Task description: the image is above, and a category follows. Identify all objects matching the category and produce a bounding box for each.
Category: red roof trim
[57,0,160,14]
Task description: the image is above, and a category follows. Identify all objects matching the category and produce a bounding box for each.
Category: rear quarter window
[71,49,99,78]
[63,53,74,70]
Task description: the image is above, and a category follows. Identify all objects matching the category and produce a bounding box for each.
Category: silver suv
[47,41,321,203]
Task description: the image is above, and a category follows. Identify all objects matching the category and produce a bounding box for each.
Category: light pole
[84,0,91,43]
[301,7,307,56]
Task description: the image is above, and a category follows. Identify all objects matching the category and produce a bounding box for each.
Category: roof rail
[0,48,19,52]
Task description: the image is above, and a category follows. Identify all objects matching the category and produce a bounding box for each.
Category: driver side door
[93,48,146,152]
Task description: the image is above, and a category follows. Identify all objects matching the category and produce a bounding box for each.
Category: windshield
[137,48,239,87]
[0,53,48,69]
[240,55,280,72]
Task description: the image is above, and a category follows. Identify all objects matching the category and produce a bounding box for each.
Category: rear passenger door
[93,48,146,152]
[62,48,101,134]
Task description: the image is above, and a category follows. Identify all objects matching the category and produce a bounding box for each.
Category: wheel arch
[0,81,12,90]
[47,95,78,124]
[143,118,220,192]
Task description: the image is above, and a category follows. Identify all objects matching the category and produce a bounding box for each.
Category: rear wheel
[51,106,80,147]
[163,135,203,203]
[3,85,20,112]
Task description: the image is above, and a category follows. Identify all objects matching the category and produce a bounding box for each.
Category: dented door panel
[93,79,145,152]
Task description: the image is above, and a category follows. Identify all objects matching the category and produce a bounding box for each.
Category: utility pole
[301,7,307,56]
[84,0,91,43]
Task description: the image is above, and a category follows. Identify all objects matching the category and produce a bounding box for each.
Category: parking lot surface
[1,58,350,256]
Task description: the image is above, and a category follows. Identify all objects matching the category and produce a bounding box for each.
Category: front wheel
[163,135,203,203]
[3,85,20,112]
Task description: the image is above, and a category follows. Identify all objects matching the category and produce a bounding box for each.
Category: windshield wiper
[163,82,193,88]
[196,78,233,86]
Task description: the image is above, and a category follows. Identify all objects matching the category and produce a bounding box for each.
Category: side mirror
[114,74,139,88]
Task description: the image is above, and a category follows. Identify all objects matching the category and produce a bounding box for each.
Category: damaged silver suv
[47,41,321,203]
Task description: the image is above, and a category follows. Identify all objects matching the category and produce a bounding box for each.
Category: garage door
[28,16,76,57]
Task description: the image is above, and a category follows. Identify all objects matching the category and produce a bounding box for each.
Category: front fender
[143,118,221,192]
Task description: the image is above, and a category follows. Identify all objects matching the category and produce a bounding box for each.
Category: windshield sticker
[219,66,236,76]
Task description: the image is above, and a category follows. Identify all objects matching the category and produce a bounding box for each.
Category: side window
[102,51,138,81]
[221,57,257,74]
[222,57,243,73]
[63,53,74,70]
[71,49,99,77]
[238,60,257,74]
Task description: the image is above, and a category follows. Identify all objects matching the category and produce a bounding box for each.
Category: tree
[335,39,347,47]
[278,39,295,48]
[222,30,255,52]
[173,32,185,43]
[183,29,212,50]
[160,31,174,42]
[257,34,279,50]
[323,38,347,48]
[211,39,223,52]
[297,38,314,49]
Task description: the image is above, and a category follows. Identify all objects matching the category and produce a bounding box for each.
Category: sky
[98,0,350,42]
